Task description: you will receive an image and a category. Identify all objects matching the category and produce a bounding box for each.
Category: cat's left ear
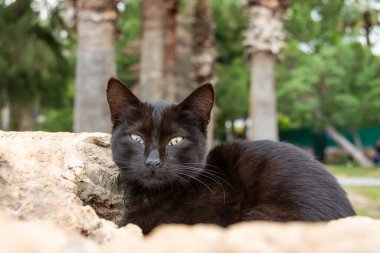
[107,77,141,124]
[178,82,214,125]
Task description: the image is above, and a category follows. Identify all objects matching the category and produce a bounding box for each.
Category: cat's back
[206,140,355,221]
[207,140,322,177]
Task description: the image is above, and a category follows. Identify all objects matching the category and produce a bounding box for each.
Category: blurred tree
[174,1,194,101]
[139,0,165,102]
[244,0,288,141]
[139,0,180,102]
[163,0,179,102]
[212,0,249,140]
[277,0,380,166]
[70,0,118,132]
[116,0,140,88]
[192,0,216,85]
[0,0,71,131]
[192,0,216,148]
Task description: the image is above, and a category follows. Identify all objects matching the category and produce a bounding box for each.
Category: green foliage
[286,0,368,46]
[0,0,73,130]
[39,81,74,132]
[277,0,380,132]
[212,0,247,64]
[278,41,380,131]
[39,106,73,132]
[0,1,71,104]
[212,0,249,139]
[116,0,141,88]
[216,58,249,120]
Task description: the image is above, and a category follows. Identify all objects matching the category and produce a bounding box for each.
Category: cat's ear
[107,77,141,123]
[178,82,214,125]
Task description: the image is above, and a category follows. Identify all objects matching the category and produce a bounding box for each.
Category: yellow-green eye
[168,136,184,146]
[130,134,144,144]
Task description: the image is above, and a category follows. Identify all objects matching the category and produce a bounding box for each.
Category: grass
[344,186,380,218]
[326,165,380,218]
[327,165,380,219]
[327,165,380,178]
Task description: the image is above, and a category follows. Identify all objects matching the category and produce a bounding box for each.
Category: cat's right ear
[177,82,214,127]
[107,77,141,123]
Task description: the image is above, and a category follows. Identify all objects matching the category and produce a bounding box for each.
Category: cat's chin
[140,176,170,189]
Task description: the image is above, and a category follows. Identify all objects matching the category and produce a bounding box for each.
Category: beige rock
[0,131,124,242]
[0,211,142,253]
[1,212,380,253]
[106,219,378,253]
[0,212,99,253]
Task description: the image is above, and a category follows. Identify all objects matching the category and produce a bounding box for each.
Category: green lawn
[326,165,380,218]
[344,186,380,218]
[327,165,380,178]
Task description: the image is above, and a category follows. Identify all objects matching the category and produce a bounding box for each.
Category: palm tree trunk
[74,0,117,132]
[1,92,10,130]
[139,0,165,102]
[249,51,278,140]
[192,0,216,85]
[1,104,10,130]
[163,0,179,102]
[11,103,37,131]
[244,1,287,141]
[192,0,217,149]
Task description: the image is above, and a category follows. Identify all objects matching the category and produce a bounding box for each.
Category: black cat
[106,78,355,234]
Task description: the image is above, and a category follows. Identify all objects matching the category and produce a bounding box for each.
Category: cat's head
[107,78,214,189]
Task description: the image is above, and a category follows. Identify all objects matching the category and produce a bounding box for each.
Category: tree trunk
[11,103,37,131]
[363,10,372,47]
[325,124,373,167]
[1,93,10,130]
[248,51,278,140]
[244,1,287,141]
[163,0,178,102]
[174,3,195,101]
[74,0,117,133]
[192,0,217,149]
[352,129,363,150]
[140,0,165,102]
[192,0,216,85]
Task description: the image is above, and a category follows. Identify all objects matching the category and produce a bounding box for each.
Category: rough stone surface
[0,131,124,242]
[0,212,99,253]
[1,212,380,253]
[1,131,380,253]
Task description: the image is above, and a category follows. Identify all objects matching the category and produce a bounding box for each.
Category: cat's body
[107,78,355,234]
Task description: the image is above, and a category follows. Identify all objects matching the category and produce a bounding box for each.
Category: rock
[1,212,380,253]
[0,131,124,243]
[112,218,380,253]
[0,211,99,253]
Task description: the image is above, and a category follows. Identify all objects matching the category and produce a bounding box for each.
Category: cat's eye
[168,136,184,146]
[130,134,144,144]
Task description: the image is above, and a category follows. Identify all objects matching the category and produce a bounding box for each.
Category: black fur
[107,78,355,234]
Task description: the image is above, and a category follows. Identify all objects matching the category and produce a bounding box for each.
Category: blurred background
[1,0,380,215]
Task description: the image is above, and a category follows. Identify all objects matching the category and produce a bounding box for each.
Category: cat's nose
[145,158,162,169]
[145,149,162,169]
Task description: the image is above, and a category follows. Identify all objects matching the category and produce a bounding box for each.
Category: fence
[279,127,380,162]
